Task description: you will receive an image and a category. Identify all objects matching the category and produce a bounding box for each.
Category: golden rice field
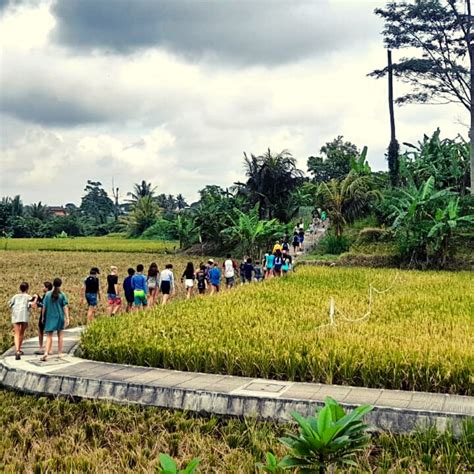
[82,266,474,395]
[0,250,209,353]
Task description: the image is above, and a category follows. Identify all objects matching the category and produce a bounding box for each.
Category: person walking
[132,264,148,310]
[106,266,121,316]
[9,282,33,360]
[83,267,100,323]
[292,232,300,254]
[209,262,221,294]
[265,252,275,278]
[298,227,305,251]
[123,268,135,312]
[243,258,255,283]
[273,250,283,277]
[40,278,69,361]
[160,264,175,305]
[223,254,238,288]
[33,281,53,355]
[146,263,159,306]
[196,264,207,295]
[181,262,195,299]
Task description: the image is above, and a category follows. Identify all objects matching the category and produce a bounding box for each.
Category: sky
[0,0,467,206]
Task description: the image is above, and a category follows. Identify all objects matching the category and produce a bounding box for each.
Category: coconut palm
[317,172,382,237]
[127,180,157,203]
[237,148,304,221]
[26,202,50,221]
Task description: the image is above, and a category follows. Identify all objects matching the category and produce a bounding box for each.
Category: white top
[224,259,235,278]
[160,269,175,289]
[9,293,32,324]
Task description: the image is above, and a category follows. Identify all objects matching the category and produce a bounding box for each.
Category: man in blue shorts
[131,264,148,310]
[83,267,100,323]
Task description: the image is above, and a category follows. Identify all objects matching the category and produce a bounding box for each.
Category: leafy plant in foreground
[258,397,373,473]
[157,453,200,474]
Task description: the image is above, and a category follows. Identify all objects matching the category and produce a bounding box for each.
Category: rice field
[0,237,178,253]
[82,266,474,394]
[1,390,472,473]
[0,250,209,353]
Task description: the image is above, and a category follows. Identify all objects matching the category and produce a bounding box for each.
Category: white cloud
[0,0,468,205]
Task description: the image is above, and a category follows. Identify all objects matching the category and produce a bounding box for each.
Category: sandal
[39,355,48,362]
[15,352,21,361]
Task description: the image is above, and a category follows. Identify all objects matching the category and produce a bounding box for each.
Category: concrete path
[1,327,472,433]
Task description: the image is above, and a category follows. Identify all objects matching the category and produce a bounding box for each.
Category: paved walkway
[1,327,472,434]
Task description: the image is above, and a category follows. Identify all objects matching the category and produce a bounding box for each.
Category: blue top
[209,267,221,285]
[123,275,134,297]
[266,254,275,268]
[43,291,68,333]
[131,274,147,292]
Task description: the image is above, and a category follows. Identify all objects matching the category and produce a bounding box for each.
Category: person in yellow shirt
[272,240,282,254]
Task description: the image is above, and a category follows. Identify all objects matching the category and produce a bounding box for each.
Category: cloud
[51,0,381,65]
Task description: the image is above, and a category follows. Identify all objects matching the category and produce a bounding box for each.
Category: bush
[319,234,350,255]
[141,219,177,240]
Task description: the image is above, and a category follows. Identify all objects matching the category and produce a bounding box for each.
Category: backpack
[282,242,289,251]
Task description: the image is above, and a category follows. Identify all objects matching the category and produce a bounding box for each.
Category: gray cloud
[52,0,381,65]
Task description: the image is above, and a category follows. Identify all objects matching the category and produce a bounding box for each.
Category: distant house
[48,206,67,217]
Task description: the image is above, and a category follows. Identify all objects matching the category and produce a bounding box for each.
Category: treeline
[2,130,473,266]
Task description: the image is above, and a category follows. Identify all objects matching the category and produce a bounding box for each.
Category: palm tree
[316,172,381,237]
[127,180,157,203]
[239,149,304,221]
[176,194,188,210]
[26,202,50,221]
[127,196,159,236]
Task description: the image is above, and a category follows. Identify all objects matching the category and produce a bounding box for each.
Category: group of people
[8,225,313,362]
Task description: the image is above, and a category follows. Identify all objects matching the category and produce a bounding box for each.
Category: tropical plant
[308,136,360,183]
[388,176,465,265]
[221,204,284,257]
[350,146,372,175]
[127,196,159,237]
[157,454,200,474]
[173,214,197,249]
[259,397,373,473]
[400,130,470,194]
[256,452,287,473]
[237,149,304,221]
[127,180,157,203]
[316,172,382,237]
[427,196,474,265]
[80,181,115,225]
[25,201,51,221]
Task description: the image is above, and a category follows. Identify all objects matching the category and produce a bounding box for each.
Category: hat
[208,259,214,264]
[90,267,100,274]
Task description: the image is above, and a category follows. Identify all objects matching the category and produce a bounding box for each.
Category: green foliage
[238,148,304,222]
[256,452,287,473]
[308,136,359,183]
[349,146,372,176]
[127,180,157,203]
[389,176,473,266]
[127,196,160,237]
[157,454,200,474]
[80,180,115,225]
[141,219,178,241]
[400,129,470,194]
[370,1,470,111]
[275,397,372,473]
[173,214,198,249]
[316,172,382,237]
[221,204,285,257]
[318,234,350,255]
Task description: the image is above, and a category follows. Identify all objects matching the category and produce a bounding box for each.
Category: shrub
[358,227,390,243]
[141,219,177,240]
[319,234,350,254]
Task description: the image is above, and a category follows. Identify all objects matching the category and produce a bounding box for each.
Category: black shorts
[160,281,171,295]
[125,293,134,304]
[198,287,205,294]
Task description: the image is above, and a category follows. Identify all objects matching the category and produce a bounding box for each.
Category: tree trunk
[387,49,400,187]
[469,0,474,195]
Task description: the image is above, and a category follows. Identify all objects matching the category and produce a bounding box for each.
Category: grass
[0,236,178,253]
[82,266,474,394]
[0,389,472,473]
[0,251,210,354]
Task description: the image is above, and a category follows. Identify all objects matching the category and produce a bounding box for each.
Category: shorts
[133,290,147,306]
[225,277,235,286]
[274,265,282,273]
[160,281,171,295]
[211,283,220,291]
[85,293,98,307]
[266,265,274,271]
[107,294,122,305]
[198,286,205,294]
[184,279,194,289]
[125,292,134,304]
